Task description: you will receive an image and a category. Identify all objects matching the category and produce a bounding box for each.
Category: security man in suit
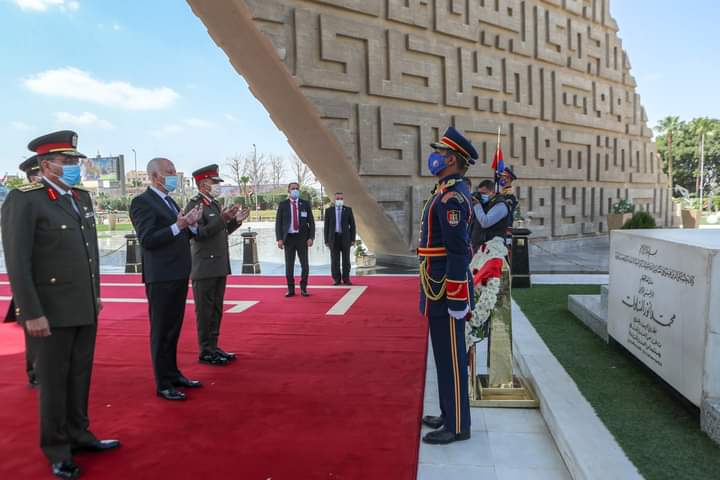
[418,126,476,445]
[184,164,249,366]
[471,179,511,252]
[4,157,42,388]
[130,158,204,401]
[1,131,120,479]
[275,181,315,297]
[323,192,356,285]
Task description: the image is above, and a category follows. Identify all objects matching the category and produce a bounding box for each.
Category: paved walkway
[417,341,571,480]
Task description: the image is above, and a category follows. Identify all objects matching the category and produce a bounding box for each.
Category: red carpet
[0,274,427,479]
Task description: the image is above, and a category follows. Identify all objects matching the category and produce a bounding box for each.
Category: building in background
[126,169,191,197]
[81,154,126,196]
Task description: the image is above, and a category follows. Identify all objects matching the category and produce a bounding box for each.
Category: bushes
[610,199,634,214]
[622,211,657,229]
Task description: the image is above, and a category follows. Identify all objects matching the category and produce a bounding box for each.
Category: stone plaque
[608,230,720,406]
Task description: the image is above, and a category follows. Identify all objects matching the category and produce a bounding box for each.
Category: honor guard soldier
[4,157,42,388]
[185,164,249,366]
[418,127,477,445]
[1,131,119,479]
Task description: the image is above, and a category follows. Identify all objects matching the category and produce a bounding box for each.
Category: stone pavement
[417,340,571,480]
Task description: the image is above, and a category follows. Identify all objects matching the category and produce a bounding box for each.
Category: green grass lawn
[513,285,720,480]
[96,223,134,232]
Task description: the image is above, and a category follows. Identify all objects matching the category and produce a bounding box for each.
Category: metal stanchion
[124,233,142,273]
[510,227,531,288]
[241,229,261,274]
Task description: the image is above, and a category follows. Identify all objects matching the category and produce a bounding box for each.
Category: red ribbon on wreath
[472,258,503,287]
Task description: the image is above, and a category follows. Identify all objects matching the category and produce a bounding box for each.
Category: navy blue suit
[418,173,474,435]
[130,188,194,390]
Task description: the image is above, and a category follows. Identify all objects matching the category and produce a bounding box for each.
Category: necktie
[165,196,179,215]
[292,200,299,231]
[336,207,342,233]
[65,193,80,216]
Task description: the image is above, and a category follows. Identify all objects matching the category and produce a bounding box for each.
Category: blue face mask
[59,164,81,187]
[480,194,490,204]
[427,152,448,176]
[499,178,507,187]
[289,189,300,200]
[164,175,178,192]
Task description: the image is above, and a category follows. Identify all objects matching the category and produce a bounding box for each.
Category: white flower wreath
[466,237,507,349]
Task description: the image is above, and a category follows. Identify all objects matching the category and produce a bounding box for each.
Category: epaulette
[441,191,465,204]
[16,182,44,193]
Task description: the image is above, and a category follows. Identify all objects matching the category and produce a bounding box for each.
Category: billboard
[82,156,120,182]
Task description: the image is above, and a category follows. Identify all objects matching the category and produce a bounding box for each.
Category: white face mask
[210,184,221,197]
[336,200,344,207]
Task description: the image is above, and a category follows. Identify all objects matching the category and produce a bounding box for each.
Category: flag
[491,143,504,191]
[491,144,504,173]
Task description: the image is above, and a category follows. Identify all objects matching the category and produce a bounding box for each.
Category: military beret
[19,156,40,174]
[192,164,224,183]
[430,126,478,164]
[27,130,86,159]
[503,165,517,180]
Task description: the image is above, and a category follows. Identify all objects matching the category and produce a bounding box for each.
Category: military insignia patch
[17,182,44,193]
[441,192,465,204]
[447,210,460,226]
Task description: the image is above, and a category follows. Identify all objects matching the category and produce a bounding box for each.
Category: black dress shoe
[333,280,341,286]
[422,428,471,445]
[156,388,186,401]
[173,376,203,388]
[285,290,295,297]
[422,415,444,429]
[343,279,353,285]
[28,377,39,389]
[214,348,236,361]
[51,460,80,479]
[199,351,229,366]
[73,439,121,453]
[301,289,309,297]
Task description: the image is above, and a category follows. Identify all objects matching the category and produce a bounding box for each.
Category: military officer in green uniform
[1,131,119,479]
[4,157,43,388]
[184,164,250,366]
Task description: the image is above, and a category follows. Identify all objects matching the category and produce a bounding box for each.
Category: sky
[0,0,718,179]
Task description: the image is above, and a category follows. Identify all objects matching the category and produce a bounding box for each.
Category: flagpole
[495,126,502,193]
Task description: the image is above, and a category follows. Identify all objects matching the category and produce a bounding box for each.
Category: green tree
[655,117,720,196]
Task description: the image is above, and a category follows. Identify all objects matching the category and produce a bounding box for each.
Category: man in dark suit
[184,164,249,366]
[275,181,315,297]
[2,130,119,479]
[130,157,203,401]
[323,192,356,285]
[4,157,42,388]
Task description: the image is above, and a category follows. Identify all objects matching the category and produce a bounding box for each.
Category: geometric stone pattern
[189,0,671,257]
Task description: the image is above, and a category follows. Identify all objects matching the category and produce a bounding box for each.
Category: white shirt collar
[149,185,169,200]
[42,176,69,196]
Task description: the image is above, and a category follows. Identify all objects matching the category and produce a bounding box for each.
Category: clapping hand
[236,206,251,223]
[177,206,202,229]
[222,205,239,222]
[186,206,203,226]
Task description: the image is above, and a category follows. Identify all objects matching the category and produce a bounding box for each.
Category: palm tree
[654,116,684,187]
[654,116,682,136]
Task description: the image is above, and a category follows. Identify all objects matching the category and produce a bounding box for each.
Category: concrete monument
[188,0,671,263]
[608,230,720,444]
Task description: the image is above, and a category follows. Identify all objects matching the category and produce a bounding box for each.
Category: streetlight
[252,143,258,220]
[131,148,137,189]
